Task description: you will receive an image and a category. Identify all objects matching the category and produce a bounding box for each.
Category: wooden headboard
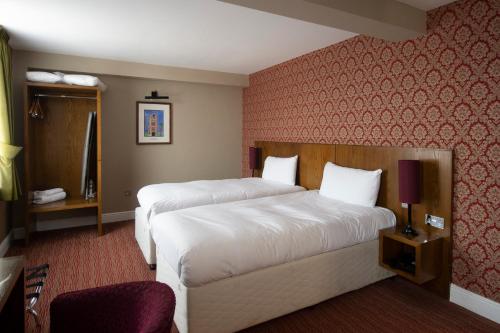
[255,141,453,297]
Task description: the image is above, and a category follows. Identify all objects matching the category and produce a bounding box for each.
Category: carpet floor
[7,221,499,333]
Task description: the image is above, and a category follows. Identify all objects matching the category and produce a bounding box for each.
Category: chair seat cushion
[50,281,175,333]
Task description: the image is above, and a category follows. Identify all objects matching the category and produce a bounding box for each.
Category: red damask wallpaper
[242,0,499,301]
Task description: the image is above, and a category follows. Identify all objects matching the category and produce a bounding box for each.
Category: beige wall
[100,75,242,212]
[11,51,242,226]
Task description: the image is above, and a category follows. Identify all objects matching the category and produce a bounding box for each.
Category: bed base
[134,207,157,266]
[156,239,394,333]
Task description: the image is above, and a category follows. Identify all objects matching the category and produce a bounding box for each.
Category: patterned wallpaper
[242,0,499,301]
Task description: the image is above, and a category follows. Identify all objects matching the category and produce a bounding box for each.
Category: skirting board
[102,211,135,223]
[0,230,13,257]
[13,210,135,240]
[450,284,500,324]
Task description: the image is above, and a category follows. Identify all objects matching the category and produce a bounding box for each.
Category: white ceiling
[0,0,357,75]
[0,0,455,75]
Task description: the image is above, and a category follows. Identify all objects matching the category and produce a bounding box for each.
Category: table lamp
[398,160,420,236]
[248,147,260,177]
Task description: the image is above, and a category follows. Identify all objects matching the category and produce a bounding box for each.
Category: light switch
[401,203,408,208]
[425,214,444,229]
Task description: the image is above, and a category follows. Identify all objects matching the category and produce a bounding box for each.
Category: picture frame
[136,102,172,144]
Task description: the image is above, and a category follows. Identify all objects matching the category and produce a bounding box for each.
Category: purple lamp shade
[249,147,259,170]
[398,160,420,204]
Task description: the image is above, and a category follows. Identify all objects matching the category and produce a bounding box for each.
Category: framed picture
[136,102,172,144]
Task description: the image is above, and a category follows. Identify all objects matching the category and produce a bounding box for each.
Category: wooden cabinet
[23,82,103,243]
[0,256,25,333]
[379,227,443,285]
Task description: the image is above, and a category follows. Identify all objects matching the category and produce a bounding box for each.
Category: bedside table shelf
[379,227,443,285]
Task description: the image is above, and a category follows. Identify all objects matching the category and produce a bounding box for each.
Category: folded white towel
[33,188,64,200]
[33,191,66,205]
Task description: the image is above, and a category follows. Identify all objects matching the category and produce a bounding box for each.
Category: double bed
[151,190,396,333]
[140,141,452,332]
[135,177,304,266]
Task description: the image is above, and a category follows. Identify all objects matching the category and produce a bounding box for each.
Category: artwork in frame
[137,102,172,144]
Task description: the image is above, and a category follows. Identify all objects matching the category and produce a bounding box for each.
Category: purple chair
[50,281,175,333]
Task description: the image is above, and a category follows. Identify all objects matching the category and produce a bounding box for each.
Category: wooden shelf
[380,227,443,246]
[26,82,99,92]
[379,227,443,285]
[29,198,98,213]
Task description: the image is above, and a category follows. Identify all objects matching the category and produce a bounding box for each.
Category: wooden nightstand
[379,227,443,284]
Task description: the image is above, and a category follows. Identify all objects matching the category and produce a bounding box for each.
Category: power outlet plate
[425,214,445,229]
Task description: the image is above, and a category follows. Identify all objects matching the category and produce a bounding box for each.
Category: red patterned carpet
[8,221,155,332]
[7,221,499,333]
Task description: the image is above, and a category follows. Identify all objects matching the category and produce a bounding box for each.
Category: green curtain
[0,27,22,201]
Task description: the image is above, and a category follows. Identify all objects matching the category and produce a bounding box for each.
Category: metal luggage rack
[26,263,49,327]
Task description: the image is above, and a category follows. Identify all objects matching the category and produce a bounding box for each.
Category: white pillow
[55,72,107,91]
[262,155,298,186]
[62,74,99,87]
[319,162,382,207]
[26,71,62,83]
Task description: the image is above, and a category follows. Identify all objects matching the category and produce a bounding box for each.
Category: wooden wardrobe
[23,82,102,243]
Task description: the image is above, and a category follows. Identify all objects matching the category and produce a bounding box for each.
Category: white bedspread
[137,178,304,221]
[151,190,396,287]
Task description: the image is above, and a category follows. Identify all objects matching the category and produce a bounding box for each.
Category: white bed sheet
[137,177,304,221]
[151,190,396,287]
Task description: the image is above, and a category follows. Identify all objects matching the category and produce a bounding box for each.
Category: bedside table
[379,227,443,284]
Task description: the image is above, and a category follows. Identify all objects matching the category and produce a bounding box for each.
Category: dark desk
[0,256,25,333]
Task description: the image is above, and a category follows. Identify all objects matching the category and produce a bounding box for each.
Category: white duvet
[151,190,396,287]
[137,178,304,221]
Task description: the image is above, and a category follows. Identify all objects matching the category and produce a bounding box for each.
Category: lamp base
[402,203,418,236]
[402,224,418,236]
